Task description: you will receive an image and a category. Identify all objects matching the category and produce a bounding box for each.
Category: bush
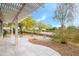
[46,27,57,32]
[52,27,79,44]
[3,30,7,36]
[52,29,66,44]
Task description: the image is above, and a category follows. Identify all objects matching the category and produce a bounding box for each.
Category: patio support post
[11,23,13,38]
[15,17,18,46]
[0,20,3,40]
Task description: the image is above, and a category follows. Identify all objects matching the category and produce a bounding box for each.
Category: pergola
[0,3,43,45]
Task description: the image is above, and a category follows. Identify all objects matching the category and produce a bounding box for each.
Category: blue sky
[32,3,79,27]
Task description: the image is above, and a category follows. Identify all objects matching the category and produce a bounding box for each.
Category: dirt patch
[29,39,79,56]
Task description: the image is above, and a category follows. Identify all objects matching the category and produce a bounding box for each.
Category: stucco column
[15,17,18,46]
[0,19,3,40]
[11,23,14,38]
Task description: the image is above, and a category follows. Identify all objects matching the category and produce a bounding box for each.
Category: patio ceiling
[0,3,43,24]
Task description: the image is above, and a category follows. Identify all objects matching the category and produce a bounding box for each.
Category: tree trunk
[60,20,66,43]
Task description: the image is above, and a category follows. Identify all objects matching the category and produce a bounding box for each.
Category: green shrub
[52,28,79,44]
[3,30,7,36]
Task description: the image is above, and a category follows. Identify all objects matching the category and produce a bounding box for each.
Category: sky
[32,3,79,27]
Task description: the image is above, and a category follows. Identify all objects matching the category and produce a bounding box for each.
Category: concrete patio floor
[0,36,61,56]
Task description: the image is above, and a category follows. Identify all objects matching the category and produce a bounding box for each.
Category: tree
[53,3,78,43]
[19,16,36,32]
[54,3,77,29]
[37,22,49,31]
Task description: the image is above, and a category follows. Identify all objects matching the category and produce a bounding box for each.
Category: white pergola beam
[0,3,43,23]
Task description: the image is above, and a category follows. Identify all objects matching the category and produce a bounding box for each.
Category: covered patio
[0,3,43,45]
[0,3,60,56]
